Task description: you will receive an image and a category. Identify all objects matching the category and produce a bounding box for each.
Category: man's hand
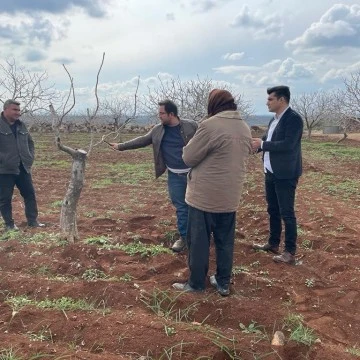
[108,142,120,151]
[252,138,262,152]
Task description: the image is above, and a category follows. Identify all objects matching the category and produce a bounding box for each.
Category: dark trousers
[187,205,236,290]
[265,172,298,254]
[0,165,38,226]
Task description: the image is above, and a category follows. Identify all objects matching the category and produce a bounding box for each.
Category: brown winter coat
[183,110,252,213]
[118,119,197,178]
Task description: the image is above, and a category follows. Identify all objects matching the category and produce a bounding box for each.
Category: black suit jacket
[261,107,303,179]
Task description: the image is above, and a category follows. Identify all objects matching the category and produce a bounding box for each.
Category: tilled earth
[0,133,359,360]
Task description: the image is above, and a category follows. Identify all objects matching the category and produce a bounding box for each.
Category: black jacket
[261,107,303,179]
[0,113,35,174]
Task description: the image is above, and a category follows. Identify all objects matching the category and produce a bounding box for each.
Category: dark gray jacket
[0,113,35,174]
[118,119,198,178]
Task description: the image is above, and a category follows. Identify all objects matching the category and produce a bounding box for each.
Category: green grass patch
[283,313,317,346]
[106,162,153,185]
[302,141,360,162]
[303,172,359,201]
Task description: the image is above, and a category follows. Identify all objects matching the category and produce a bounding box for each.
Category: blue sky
[1,0,359,114]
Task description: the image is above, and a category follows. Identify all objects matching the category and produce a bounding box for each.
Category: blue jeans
[167,171,188,239]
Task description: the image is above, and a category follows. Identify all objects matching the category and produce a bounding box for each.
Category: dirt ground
[0,133,359,359]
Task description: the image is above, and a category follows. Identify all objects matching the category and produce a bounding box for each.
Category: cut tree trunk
[60,149,87,243]
[336,132,348,143]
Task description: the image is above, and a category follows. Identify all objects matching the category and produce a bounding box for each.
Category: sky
[0,0,360,115]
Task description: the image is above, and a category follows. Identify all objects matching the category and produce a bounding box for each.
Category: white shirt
[262,106,289,173]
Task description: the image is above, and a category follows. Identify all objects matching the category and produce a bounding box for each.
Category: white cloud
[321,61,360,82]
[230,5,283,39]
[286,4,360,53]
[223,52,245,61]
[166,13,175,21]
[213,65,260,74]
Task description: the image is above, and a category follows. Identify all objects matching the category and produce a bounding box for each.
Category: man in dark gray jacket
[0,100,44,230]
[110,100,197,252]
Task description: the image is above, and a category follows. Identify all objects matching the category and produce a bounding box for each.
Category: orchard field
[0,132,359,360]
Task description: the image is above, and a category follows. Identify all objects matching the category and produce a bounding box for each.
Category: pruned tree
[50,53,105,243]
[143,75,253,122]
[101,96,133,130]
[326,90,353,142]
[342,70,360,124]
[0,58,60,114]
[101,77,140,145]
[292,91,332,139]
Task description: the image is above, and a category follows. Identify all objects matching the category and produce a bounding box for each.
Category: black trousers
[0,165,38,226]
[265,172,298,254]
[187,205,236,290]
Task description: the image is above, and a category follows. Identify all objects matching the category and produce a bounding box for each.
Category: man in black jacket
[0,99,44,230]
[251,86,303,265]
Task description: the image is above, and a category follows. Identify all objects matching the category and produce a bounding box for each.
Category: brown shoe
[273,251,295,265]
[252,243,279,254]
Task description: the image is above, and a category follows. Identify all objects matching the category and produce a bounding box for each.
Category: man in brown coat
[173,90,252,295]
[110,100,197,252]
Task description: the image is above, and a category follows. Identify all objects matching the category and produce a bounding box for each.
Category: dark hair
[158,99,178,116]
[3,99,20,110]
[267,86,290,103]
[207,89,237,117]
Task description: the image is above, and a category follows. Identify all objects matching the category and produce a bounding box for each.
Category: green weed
[82,269,108,281]
[283,313,317,346]
[116,241,172,257]
[346,346,360,357]
[232,265,250,275]
[140,288,199,322]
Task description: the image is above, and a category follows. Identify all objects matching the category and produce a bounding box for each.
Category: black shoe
[273,251,296,265]
[171,238,187,253]
[209,275,230,297]
[5,224,19,232]
[172,282,203,293]
[252,243,279,254]
[28,221,46,228]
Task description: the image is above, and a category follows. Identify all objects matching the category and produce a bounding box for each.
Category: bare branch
[96,76,140,147]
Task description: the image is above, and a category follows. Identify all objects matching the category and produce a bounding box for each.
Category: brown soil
[0,134,359,359]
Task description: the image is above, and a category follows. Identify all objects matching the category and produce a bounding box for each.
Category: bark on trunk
[60,149,87,243]
[336,132,348,143]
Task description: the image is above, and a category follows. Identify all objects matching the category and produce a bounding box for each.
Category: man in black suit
[251,86,303,265]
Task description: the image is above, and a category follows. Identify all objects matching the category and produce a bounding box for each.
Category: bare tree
[326,90,353,142]
[342,70,360,124]
[292,91,332,139]
[101,77,140,145]
[101,96,133,130]
[0,58,59,114]
[50,54,105,243]
[144,75,253,122]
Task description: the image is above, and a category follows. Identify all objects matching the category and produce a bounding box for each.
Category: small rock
[271,331,285,346]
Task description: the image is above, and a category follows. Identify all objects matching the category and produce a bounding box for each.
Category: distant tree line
[1,58,359,139]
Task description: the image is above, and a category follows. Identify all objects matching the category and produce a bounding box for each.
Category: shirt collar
[274,106,289,121]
